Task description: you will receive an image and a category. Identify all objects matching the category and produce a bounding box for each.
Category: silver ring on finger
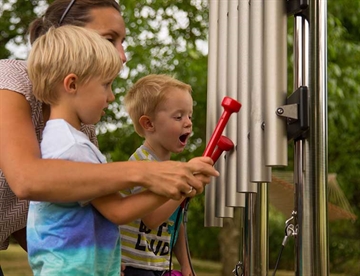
[186,185,193,194]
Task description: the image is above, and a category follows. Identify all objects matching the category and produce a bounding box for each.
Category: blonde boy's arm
[141,198,185,229]
[173,224,194,276]
[90,191,169,225]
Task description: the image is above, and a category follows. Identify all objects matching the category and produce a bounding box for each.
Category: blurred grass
[0,244,32,276]
[0,243,345,276]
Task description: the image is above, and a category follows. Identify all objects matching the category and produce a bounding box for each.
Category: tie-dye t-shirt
[0,59,98,251]
[27,119,120,276]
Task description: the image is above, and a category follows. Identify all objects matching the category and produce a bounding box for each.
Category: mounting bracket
[277,86,309,141]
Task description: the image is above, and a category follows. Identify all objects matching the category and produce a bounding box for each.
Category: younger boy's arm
[90,191,169,225]
[173,223,194,276]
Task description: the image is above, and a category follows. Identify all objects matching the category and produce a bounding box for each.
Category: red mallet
[210,135,234,164]
[203,96,241,158]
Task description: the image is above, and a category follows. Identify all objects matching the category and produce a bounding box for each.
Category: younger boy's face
[149,88,193,158]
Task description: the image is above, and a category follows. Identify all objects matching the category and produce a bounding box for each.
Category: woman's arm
[0,90,219,202]
[90,191,169,225]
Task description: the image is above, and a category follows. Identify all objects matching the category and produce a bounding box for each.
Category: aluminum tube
[237,0,256,193]
[263,0,288,167]
[249,0,271,183]
[243,185,268,276]
[293,16,313,276]
[308,0,329,274]
[225,0,245,207]
[204,0,223,227]
[215,0,234,218]
[215,156,234,218]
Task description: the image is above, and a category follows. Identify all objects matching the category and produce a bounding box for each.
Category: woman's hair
[124,74,192,137]
[28,0,120,44]
[27,25,122,105]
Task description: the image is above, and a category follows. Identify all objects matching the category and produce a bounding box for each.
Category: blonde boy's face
[71,77,115,127]
[145,88,193,160]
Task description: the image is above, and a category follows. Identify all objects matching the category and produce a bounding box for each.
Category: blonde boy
[121,74,194,275]
[26,26,178,276]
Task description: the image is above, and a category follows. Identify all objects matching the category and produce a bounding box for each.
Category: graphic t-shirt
[120,145,182,271]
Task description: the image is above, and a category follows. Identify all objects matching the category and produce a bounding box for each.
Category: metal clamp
[282,212,298,246]
[276,86,309,141]
[232,261,244,276]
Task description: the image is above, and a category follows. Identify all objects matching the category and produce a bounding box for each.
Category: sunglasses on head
[58,0,76,25]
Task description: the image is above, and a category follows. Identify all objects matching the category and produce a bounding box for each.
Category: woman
[0,0,218,269]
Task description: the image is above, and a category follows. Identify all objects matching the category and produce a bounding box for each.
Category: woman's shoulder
[0,59,34,100]
[0,59,27,73]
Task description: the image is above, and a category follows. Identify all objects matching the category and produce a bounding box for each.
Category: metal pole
[308,0,329,274]
[293,15,313,276]
[293,0,329,274]
[243,183,268,276]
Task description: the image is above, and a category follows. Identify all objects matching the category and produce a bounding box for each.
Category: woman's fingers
[144,158,219,199]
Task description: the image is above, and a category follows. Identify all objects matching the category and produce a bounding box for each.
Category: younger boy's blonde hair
[124,74,192,137]
[27,25,123,105]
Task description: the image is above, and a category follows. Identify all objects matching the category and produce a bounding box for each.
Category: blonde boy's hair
[27,25,122,105]
[124,74,192,137]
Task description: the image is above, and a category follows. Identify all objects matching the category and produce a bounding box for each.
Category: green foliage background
[1,0,360,274]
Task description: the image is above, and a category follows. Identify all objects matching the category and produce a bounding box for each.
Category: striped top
[120,145,181,271]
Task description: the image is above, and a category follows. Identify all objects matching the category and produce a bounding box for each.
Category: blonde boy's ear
[63,73,78,94]
[139,115,155,132]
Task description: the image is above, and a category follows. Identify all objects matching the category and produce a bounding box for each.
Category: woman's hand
[143,157,219,200]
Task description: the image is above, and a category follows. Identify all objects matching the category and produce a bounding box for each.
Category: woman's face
[85,7,127,64]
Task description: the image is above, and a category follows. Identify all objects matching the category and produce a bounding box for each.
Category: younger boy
[120,74,195,276]
[26,26,187,276]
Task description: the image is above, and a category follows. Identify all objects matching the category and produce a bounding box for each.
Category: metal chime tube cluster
[204,0,328,275]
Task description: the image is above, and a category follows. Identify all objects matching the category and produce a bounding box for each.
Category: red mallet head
[211,135,234,164]
[203,96,241,157]
[221,96,242,113]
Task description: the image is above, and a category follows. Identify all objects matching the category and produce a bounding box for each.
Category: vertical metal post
[243,183,268,276]
[293,15,313,276]
[293,0,329,274]
[308,0,329,274]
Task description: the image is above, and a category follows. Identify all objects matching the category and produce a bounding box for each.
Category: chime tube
[225,0,245,208]
[249,0,271,183]
[214,0,234,218]
[237,0,256,194]
[263,0,288,167]
[204,0,223,227]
